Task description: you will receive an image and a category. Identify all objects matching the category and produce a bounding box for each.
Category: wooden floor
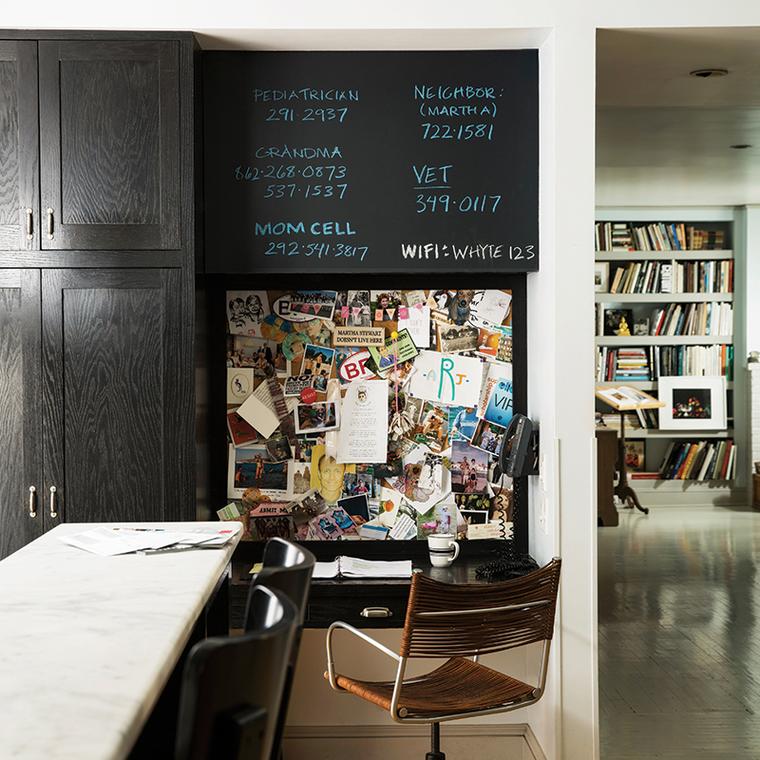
[599,504,760,759]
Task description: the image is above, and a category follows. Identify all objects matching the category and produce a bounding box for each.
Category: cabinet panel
[41,269,188,526]
[39,41,179,250]
[0,270,42,558]
[0,41,39,251]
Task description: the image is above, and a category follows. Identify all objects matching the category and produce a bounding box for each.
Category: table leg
[615,411,649,515]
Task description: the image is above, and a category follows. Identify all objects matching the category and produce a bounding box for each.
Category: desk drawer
[306,589,408,629]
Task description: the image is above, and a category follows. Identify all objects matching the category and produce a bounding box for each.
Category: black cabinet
[0,42,39,251]
[38,41,180,251]
[0,270,43,557]
[0,268,193,558]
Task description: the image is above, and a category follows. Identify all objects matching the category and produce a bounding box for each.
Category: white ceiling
[596,28,760,205]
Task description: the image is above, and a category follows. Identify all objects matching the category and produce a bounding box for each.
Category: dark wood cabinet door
[41,269,192,527]
[39,41,179,251]
[0,41,39,251]
[0,270,43,558]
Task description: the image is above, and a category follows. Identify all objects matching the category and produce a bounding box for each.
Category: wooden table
[0,522,241,760]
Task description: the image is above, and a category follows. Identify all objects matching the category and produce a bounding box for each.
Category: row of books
[606,260,733,294]
[595,222,727,251]
[648,302,733,337]
[658,439,737,481]
[596,345,734,381]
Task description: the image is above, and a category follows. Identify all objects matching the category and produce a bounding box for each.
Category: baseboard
[284,723,546,759]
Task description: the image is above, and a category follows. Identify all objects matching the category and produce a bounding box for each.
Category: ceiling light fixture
[689,68,729,78]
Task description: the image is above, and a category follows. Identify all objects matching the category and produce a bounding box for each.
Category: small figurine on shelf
[616,316,631,336]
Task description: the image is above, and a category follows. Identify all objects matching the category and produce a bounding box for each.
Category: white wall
[11,1,760,757]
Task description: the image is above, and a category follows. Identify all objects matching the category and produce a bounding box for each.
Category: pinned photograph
[478,363,514,428]
[343,290,372,326]
[450,440,490,494]
[471,418,504,455]
[295,401,340,434]
[343,466,375,497]
[315,506,358,539]
[415,403,450,453]
[300,344,336,377]
[291,462,312,495]
[448,405,479,441]
[338,494,370,525]
[226,291,270,336]
[265,434,293,463]
[475,326,512,363]
[288,290,338,321]
[226,368,255,404]
[371,290,403,323]
[233,336,277,376]
[437,323,479,353]
[227,444,289,497]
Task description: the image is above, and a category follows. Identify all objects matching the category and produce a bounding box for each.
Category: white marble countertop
[0,522,242,760]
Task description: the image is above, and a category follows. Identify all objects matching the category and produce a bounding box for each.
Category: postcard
[287,290,338,321]
[295,401,340,434]
[403,290,428,308]
[450,440,490,494]
[226,408,259,447]
[388,511,417,540]
[376,486,402,527]
[237,381,281,439]
[233,336,277,376]
[467,289,512,329]
[227,443,290,498]
[265,434,293,462]
[477,363,514,428]
[315,506,357,539]
[291,462,312,495]
[227,368,255,405]
[408,350,482,408]
[337,380,388,464]
[415,403,450,453]
[437,323,479,353]
[284,374,314,397]
[343,465,375,497]
[300,344,336,378]
[448,405,479,441]
[359,522,389,540]
[398,304,431,349]
[475,326,512,363]
[226,290,270,336]
[470,418,504,455]
[333,326,385,347]
[367,329,419,373]
[370,290,403,323]
[467,522,505,540]
[460,509,490,527]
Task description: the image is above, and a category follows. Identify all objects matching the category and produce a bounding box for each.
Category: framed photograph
[594,261,609,293]
[623,440,645,472]
[658,376,727,430]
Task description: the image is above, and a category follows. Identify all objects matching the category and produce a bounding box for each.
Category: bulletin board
[208,273,528,558]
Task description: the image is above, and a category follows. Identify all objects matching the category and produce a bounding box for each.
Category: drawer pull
[360,607,392,619]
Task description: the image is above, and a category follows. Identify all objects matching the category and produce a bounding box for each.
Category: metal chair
[175,586,297,760]
[245,538,315,760]
[325,558,561,760]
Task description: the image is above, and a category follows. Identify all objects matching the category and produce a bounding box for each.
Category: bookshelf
[595,208,746,506]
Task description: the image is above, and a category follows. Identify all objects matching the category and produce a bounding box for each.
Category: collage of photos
[221,288,516,544]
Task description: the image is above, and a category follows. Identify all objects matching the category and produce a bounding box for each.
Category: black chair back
[245,538,315,760]
[175,586,297,760]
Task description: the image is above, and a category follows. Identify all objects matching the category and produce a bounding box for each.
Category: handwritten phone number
[264,183,348,200]
[234,165,348,182]
[263,241,369,261]
[264,106,349,123]
[416,193,502,214]
[421,122,494,141]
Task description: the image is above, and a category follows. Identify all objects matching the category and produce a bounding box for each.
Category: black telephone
[498,414,539,478]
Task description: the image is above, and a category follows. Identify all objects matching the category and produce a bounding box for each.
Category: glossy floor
[599,505,760,759]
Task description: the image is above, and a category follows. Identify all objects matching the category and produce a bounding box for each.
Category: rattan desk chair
[325,558,561,760]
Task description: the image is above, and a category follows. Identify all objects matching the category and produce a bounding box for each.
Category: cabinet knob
[28,486,37,518]
[46,208,54,240]
[49,486,57,519]
[25,208,33,240]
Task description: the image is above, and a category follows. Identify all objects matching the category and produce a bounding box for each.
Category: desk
[231,553,513,630]
[0,522,241,760]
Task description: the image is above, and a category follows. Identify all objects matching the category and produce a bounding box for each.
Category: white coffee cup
[427,533,460,568]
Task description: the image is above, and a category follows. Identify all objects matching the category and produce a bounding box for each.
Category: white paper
[388,513,417,540]
[340,557,411,577]
[337,380,389,463]
[398,305,431,348]
[237,381,297,439]
[58,527,237,556]
[468,290,512,329]
[312,559,340,579]
[408,350,483,407]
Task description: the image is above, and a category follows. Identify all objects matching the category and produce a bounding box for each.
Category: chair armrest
[325,621,401,690]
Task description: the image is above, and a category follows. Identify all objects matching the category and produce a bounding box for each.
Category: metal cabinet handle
[360,607,393,618]
[25,208,33,239]
[49,486,57,518]
[28,486,37,518]
[46,208,54,239]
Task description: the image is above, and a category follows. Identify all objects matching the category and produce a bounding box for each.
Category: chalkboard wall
[203,51,538,274]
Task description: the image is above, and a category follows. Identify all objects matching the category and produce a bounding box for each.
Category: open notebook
[313,556,412,579]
